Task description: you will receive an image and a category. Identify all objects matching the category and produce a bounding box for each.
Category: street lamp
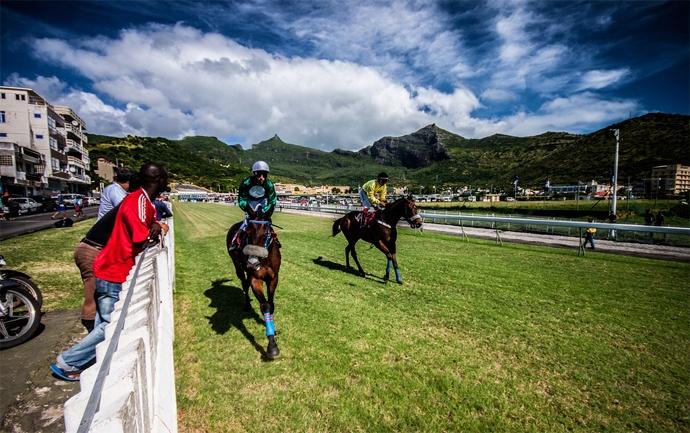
[611,129,620,218]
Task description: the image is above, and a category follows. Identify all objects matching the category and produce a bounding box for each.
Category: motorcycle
[0,255,42,308]
[0,256,42,349]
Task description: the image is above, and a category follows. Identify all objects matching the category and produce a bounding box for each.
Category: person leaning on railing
[50,162,169,382]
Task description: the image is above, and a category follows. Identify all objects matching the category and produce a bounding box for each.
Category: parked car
[56,193,82,208]
[30,195,58,213]
[8,197,42,215]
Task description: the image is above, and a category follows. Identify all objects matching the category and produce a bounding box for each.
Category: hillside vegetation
[86,113,689,191]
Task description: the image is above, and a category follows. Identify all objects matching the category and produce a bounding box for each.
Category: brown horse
[332,196,422,284]
[226,218,281,358]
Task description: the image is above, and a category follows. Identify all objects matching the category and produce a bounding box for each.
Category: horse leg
[265,275,280,358]
[349,242,366,277]
[231,255,251,310]
[375,240,402,284]
[344,244,352,269]
[250,277,279,359]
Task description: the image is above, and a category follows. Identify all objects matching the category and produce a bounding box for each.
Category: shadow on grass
[312,256,387,284]
[204,278,274,361]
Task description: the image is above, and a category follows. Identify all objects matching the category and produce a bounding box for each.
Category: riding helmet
[252,160,270,173]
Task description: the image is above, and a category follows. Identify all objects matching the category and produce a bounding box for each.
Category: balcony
[0,165,16,177]
[16,171,26,181]
[68,156,86,168]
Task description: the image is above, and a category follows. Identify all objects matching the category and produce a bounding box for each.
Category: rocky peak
[359,124,450,168]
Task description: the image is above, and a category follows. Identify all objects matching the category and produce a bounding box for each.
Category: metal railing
[275,202,690,248]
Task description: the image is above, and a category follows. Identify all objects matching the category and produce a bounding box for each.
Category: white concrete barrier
[63,218,177,433]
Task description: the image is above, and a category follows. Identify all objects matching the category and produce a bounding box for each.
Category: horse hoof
[359,272,366,277]
[383,274,390,281]
[396,279,403,285]
[266,343,280,359]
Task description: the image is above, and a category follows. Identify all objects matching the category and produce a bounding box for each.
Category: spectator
[583,218,596,250]
[50,162,169,381]
[73,203,122,332]
[644,209,655,225]
[154,194,173,220]
[51,195,67,220]
[98,167,133,220]
[73,195,84,218]
[655,210,665,226]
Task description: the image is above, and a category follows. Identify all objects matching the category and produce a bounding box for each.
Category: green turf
[173,202,690,433]
[1,220,92,311]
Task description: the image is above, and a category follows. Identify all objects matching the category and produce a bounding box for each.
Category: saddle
[357,209,379,227]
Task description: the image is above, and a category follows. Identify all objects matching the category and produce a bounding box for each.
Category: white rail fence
[63,218,177,433]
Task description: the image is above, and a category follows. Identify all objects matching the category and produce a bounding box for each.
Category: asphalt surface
[0,206,98,241]
[0,309,84,432]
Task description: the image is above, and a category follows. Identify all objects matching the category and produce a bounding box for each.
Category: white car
[9,197,42,215]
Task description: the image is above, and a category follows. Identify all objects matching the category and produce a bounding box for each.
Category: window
[0,155,12,166]
[34,113,42,119]
[35,134,44,139]
[0,111,5,123]
[1,93,5,99]
[0,133,6,137]
[21,94,25,101]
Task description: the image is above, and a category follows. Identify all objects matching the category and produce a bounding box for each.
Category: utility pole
[611,129,620,217]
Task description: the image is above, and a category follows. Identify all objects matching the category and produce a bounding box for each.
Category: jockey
[230,161,278,250]
[359,172,388,226]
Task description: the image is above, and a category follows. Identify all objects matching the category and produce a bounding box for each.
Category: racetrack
[173,202,690,433]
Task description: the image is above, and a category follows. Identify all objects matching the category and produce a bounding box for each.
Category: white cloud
[481,88,518,102]
[576,68,630,91]
[14,22,638,150]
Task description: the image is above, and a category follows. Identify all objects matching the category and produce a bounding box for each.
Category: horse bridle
[404,205,423,227]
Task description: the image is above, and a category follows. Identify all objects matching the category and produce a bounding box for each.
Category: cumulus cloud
[11,20,639,150]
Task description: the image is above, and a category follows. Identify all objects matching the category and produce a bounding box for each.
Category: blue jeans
[358,188,371,208]
[57,279,122,371]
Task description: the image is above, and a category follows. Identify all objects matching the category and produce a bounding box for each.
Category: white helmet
[252,160,270,173]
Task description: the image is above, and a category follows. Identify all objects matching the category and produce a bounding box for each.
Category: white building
[0,86,91,196]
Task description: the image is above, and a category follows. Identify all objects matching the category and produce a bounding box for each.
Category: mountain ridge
[86,112,689,191]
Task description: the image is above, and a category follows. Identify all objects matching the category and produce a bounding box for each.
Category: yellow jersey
[362,179,387,205]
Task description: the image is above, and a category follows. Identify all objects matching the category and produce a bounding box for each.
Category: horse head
[402,196,423,229]
[385,196,422,229]
[242,218,273,270]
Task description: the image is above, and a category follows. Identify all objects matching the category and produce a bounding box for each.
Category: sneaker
[50,363,81,382]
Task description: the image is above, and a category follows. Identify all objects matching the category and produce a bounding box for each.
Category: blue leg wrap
[394,268,402,282]
[264,312,275,337]
[386,259,392,274]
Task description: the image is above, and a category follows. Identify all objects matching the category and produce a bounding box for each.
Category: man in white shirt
[97,168,133,220]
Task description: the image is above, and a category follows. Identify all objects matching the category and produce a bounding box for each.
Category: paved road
[0,310,83,432]
[0,206,98,240]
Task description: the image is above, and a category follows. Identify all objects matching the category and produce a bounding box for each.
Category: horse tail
[332,218,343,237]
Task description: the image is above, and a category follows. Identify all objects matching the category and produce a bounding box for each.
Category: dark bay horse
[226,218,281,358]
[332,196,422,284]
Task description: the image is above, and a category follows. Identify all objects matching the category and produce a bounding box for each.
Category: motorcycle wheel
[7,276,43,309]
[0,286,41,350]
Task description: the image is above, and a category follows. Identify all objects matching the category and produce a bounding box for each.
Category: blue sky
[2,0,688,151]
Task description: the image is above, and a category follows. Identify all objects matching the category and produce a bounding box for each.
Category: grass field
[173,202,689,433]
[0,205,687,432]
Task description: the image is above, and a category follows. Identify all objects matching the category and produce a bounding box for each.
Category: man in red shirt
[50,162,169,381]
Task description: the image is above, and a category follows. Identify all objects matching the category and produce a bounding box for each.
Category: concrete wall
[63,218,177,433]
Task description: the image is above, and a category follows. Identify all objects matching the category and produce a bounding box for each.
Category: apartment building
[0,86,90,196]
[651,164,690,195]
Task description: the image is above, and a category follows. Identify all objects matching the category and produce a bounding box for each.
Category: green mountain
[86,113,689,192]
[86,134,246,191]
